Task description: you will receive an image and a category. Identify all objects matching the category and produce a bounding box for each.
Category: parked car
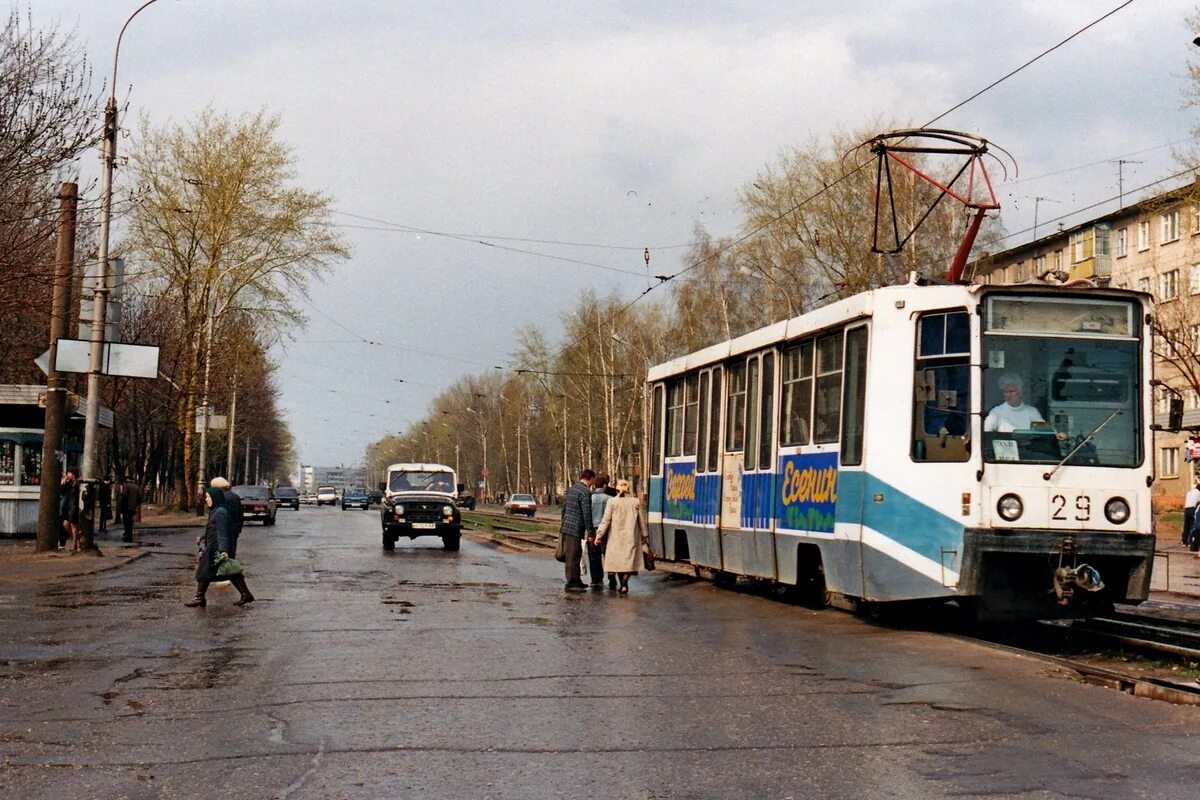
[316,486,338,506]
[503,493,538,518]
[342,487,370,510]
[274,486,300,510]
[233,485,277,525]
[299,492,316,505]
[380,463,462,551]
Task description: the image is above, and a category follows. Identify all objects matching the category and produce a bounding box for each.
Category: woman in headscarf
[185,487,255,607]
[593,478,650,594]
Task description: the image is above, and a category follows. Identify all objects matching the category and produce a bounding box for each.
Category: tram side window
[781,342,814,446]
[707,368,722,471]
[759,352,775,470]
[813,332,844,443]
[912,310,971,462]
[726,362,747,451]
[683,374,699,456]
[840,327,868,465]
[697,372,711,471]
[666,381,684,458]
[651,384,665,475]
[744,357,761,470]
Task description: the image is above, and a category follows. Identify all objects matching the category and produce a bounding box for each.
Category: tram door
[742,352,777,578]
[718,360,748,575]
[647,383,667,558]
[838,326,870,597]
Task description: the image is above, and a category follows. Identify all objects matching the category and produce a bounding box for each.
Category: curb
[54,548,152,579]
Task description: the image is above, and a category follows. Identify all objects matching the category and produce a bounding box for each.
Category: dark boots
[184,582,208,607]
[184,578,254,607]
[229,574,255,605]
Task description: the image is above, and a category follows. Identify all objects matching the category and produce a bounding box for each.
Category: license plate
[412,522,436,530]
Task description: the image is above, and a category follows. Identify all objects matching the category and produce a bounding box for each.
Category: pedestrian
[594,478,650,595]
[1185,480,1200,547]
[185,487,255,607]
[98,476,113,536]
[118,475,141,543]
[211,477,244,557]
[58,468,78,550]
[559,468,595,592]
[589,473,617,591]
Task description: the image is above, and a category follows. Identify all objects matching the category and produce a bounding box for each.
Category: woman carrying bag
[185,487,255,607]
[593,479,652,594]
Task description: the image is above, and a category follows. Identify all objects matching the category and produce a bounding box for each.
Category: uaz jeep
[380,463,462,551]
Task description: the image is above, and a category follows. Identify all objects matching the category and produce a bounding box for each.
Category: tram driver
[984,372,1067,439]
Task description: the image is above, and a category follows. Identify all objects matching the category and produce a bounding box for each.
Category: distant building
[311,464,366,491]
[971,178,1200,504]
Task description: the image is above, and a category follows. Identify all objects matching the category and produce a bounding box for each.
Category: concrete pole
[226,371,238,479]
[36,183,78,552]
[195,296,213,509]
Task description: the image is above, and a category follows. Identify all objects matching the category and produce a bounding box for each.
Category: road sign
[40,339,160,378]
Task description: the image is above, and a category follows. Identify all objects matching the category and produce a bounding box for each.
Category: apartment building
[971,179,1200,504]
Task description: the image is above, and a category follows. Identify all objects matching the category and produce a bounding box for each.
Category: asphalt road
[1,507,1197,799]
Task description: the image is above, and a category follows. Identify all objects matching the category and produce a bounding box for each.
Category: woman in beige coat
[594,479,648,594]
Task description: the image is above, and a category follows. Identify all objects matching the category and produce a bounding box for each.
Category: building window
[1191,264,1200,295]
[1053,249,1063,269]
[1189,388,1200,411]
[1138,277,1151,294]
[1071,232,1085,263]
[1192,323,1200,355]
[1162,210,1180,243]
[1194,204,1200,234]
[1138,221,1150,251]
[1161,446,1180,478]
[1160,269,1179,300]
[1034,254,1046,275]
[1115,227,1127,257]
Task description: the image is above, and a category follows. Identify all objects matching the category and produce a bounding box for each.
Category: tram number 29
[1050,493,1091,522]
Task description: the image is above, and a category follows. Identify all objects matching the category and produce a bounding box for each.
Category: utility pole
[36,183,78,552]
[226,367,238,480]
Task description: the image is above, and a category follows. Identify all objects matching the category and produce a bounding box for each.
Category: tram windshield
[981,295,1141,467]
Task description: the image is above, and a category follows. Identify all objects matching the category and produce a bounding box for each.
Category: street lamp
[78,0,164,549]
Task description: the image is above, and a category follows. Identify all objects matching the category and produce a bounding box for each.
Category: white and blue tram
[645,280,1156,620]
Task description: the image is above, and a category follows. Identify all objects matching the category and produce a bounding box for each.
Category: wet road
[1,507,1197,799]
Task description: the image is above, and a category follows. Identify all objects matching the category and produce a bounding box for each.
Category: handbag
[216,556,244,577]
[642,548,656,571]
[554,532,566,563]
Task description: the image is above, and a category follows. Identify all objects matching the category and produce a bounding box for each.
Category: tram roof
[645,281,1148,382]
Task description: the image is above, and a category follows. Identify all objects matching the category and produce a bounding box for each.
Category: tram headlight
[1104,497,1131,525]
[996,493,1024,522]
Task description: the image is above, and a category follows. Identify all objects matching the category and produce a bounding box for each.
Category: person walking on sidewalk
[98,477,114,536]
[117,475,141,543]
[185,487,254,608]
[594,479,650,594]
[589,473,617,590]
[559,468,595,592]
[1186,481,1200,547]
[58,469,79,550]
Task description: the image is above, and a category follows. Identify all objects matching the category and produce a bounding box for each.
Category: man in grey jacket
[559,469,595,591]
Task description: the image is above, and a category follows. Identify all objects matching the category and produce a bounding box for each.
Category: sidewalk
[1149,540,1200,598]
[0,506,202,587]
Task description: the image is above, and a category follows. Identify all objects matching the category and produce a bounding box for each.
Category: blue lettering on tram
[776,452,838,534]
[665,461,696,520]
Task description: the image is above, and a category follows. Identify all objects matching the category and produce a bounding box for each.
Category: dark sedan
[274,486,300,510]
[233,485,277,526]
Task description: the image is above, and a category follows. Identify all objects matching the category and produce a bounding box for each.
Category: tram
[645,278,1157,620]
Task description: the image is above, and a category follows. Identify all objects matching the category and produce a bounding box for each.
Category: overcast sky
[34,0,1200,468]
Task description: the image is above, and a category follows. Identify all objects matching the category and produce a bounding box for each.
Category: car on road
[316,486,338,506]
[233,485,277,525]
[299,492,316,505]
[380,463,462,551]
[503,493,538,517]
[274,486,300,510]
[456,485,476,511]
[342,487,370,510]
